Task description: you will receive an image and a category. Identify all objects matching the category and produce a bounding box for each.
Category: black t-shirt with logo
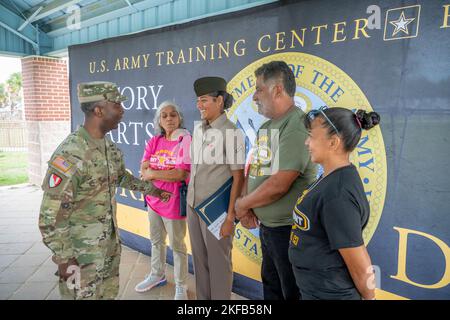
[288,164,369,300]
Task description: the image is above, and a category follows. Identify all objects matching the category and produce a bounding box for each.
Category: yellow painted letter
[311,25,328,45]
[391,227,450,289]
[353,19,371,40]
[332,22,347,43]
[441,5,450,28]
[258,34,271,53]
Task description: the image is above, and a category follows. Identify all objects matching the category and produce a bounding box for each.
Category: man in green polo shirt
[235,61,317,300]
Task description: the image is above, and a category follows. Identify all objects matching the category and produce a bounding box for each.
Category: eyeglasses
[307,106,340,135]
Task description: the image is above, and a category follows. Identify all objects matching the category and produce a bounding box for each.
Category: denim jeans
[260,224,300,300]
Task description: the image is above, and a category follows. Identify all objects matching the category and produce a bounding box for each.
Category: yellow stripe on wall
[232,248,262,281]
[117,203,261,280]
[117,203,407,299]
[117,203,261,281]
[117,203,193,253]
[375,289,408,300]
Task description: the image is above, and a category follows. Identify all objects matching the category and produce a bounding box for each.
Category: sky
[0,56,22,84]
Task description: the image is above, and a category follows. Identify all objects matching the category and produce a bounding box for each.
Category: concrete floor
[0,184,245,300]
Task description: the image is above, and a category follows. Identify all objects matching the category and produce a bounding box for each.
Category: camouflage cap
[77,81,127,104]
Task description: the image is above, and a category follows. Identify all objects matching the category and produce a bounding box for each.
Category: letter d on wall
[391,227,449,289]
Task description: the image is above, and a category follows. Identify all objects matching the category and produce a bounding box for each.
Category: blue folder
[194,177,233,226]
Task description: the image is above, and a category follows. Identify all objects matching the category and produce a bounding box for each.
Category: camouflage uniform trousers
[58,232,122,300]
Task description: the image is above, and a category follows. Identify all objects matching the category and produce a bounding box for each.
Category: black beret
[193,76,227,97]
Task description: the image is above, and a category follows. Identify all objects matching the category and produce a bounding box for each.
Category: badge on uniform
[51,156,73,174]
[49,173,62,188]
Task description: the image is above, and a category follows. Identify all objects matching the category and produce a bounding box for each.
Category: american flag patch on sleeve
[50,156,73,173]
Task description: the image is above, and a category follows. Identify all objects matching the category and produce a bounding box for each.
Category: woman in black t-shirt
[288,106,380,300]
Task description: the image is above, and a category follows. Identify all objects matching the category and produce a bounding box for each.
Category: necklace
[307,175,324,192]
[296,175,324,205]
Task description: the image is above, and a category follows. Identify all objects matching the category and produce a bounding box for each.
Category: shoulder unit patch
[48,173,63,188]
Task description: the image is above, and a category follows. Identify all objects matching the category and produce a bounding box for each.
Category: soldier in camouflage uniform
[39,81,170,300]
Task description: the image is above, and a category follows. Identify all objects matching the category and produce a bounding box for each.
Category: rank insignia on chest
[49,173,63,188]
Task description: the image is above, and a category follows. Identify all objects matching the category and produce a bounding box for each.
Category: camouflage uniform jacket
[39,126,159,265]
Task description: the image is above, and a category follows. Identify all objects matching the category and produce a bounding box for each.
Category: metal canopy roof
[0,0,277,57]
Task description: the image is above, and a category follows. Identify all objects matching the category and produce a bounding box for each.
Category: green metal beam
[25,0,84,23]
[18,6,43,31]
[42,0,141,33]
[0,20,37,48]
[44,0,172,35]
[0,2,39,45]
[0,2,53,55]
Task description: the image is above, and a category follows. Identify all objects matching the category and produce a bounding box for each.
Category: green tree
[6,72,22,112]
[0,83,9,109]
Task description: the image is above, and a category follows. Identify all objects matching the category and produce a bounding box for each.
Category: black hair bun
[356,109,380,130]
[222,91,234,110]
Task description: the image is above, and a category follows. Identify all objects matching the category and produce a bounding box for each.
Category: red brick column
[21,56,71,185]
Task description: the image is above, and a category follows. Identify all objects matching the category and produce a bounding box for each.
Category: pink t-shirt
[141,133,191,220]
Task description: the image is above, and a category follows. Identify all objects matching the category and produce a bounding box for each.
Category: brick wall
[21,56,71,121]
[21,56,71,185]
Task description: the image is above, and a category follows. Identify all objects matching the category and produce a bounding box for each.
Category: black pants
[260,224,300,300]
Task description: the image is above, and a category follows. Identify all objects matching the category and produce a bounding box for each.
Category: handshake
[140,161,172,202]
[152,188,171,202]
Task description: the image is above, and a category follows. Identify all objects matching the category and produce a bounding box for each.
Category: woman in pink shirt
[135,100,191,300]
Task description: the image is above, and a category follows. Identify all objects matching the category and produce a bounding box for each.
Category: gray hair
[255,61,296,97]
[153,100,184,135]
